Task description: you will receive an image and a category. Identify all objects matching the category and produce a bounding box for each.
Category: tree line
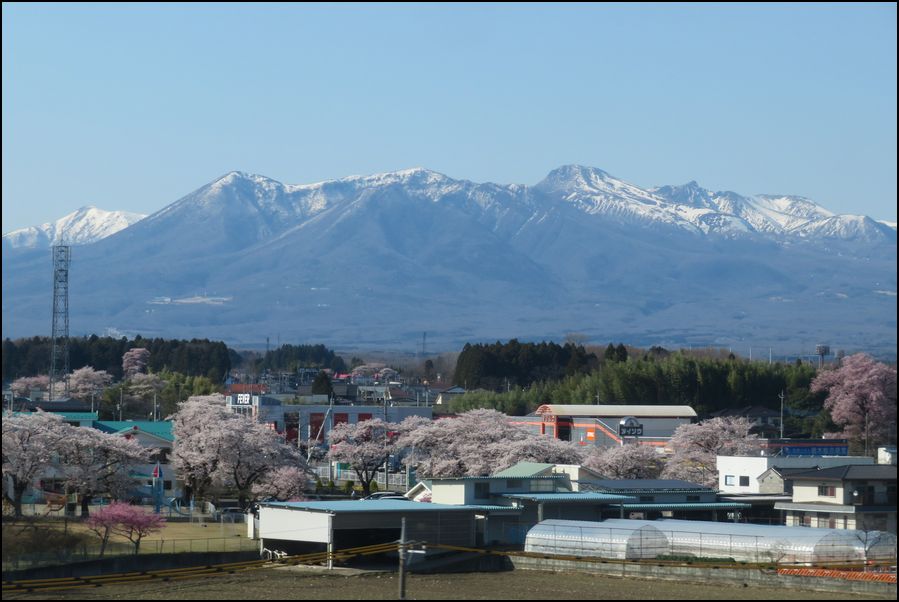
[3,335,232,383]
[449,350,831,434]
[453,340,597,390]
[250,343,347,373]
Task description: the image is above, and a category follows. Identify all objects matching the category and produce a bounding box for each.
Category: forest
[449,340,832,437]
[2,335,233,382]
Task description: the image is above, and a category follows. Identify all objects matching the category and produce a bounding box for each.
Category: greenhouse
[525,519,898,565]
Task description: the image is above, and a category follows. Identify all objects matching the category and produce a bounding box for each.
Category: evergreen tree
[311,370,333,396]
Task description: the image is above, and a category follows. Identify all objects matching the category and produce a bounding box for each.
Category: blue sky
[3,3,897,231]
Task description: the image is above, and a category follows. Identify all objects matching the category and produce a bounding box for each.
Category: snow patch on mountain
[3,206,146,249]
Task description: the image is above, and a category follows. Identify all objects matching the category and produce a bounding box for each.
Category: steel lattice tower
[49,244,71,400]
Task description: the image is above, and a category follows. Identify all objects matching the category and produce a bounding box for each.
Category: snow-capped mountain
[2,167,895,355]
[648,181,895,244]
[3,206,146,249]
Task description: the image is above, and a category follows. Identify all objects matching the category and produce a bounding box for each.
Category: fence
[3,536,258,572]
[311,465,410,490]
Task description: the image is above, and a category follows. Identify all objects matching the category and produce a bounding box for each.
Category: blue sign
[782,446,848,456]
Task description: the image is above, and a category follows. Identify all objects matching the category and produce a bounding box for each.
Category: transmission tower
[49,244,71,401]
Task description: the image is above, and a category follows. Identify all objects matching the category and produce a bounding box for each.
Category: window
[639,496,655,502]
[530,480,554,492]
[474,482,490,500]
[725,475,735,486]
[686,495,700,502]
[333,413,348,426]
[818,485,836,497]
[505,479,522,489]
[739,476,750,487]
[164,480,172,491]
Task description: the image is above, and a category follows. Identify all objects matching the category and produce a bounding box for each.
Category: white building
[716,454,875,494]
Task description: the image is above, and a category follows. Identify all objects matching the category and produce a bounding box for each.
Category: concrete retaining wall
[2,551,259,582]
[511,556,896,598]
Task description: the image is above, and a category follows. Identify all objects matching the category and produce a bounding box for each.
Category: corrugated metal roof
[93,421,174,442]
[535,404,697,418]
[500,493,634,503]
[428,475,567,481]
[493,462,555,478]
[262,500,478,513]
[463,506,524,512]
[620,503,751,510]
[60,412,100,421]
[589,479,710,492]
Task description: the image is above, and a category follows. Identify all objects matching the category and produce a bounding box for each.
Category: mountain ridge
[2,166,895,355]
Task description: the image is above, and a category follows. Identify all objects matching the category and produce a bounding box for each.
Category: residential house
[774,465,897,533]
[716,454,875,494]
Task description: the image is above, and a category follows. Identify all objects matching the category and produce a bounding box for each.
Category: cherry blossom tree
[583,443,666,479]
[122,348,151,379]
[67,367,114,404]
[10,375,49,399]
[219,420,306,508]
[60,427,151,516]
[127,373,166,420]
[327,419,400,495]
[171,395,306,508]
[87,502,165,555]
[811,353,897,454]
[395,409,584,478]
[252,466,308,501]
[171,396,233,504]
[1,411,73,517]
[662,417,759,487]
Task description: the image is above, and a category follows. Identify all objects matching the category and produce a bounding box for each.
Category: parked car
[359,492,409,501]
[215,507,246,522]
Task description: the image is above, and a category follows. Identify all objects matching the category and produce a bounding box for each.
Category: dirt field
[3,566,890,600]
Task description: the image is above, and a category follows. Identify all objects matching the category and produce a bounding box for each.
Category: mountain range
[4,206,146,249]
[3,166,896,355]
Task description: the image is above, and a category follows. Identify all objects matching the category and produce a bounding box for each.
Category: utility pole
[398,517,407,601]
[779,390,785,439]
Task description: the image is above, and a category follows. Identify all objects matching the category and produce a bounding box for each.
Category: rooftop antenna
[49,242,71,401]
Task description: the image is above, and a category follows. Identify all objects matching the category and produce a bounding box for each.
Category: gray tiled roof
[789,465,896,481]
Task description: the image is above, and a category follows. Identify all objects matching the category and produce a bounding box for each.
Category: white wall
[259,507,330,544]
[716,455,875,493]
[430,482,467,505]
